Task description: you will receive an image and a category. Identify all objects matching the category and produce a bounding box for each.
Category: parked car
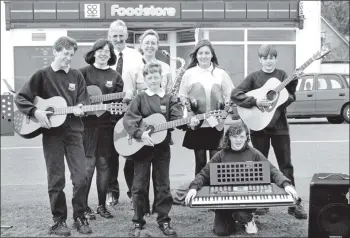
[287,73,349,124]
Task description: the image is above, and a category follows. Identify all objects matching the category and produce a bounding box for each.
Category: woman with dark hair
[184,120,299,236]
[178,39,234,176]
[79,39,124,219]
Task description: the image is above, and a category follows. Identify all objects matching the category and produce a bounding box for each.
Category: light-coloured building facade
[1,1,321,93]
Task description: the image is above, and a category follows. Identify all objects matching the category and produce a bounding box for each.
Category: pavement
[1,118,349,204]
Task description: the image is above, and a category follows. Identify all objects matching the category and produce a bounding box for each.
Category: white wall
[296,1,321,73]
[1,1,13,94]
[320,63,349,74]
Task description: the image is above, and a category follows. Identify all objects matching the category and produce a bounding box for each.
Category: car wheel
[341,104,350,123]
[327,116,344,124]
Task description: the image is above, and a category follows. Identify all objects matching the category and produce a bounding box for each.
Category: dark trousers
[108,154,120,200]
[194,149,219,176]
[213,209,255,236]
[124,159,153,213]
[85,155,109,206]
[42,130,87,221]
[250,134,295,186]
[132,143,173,225]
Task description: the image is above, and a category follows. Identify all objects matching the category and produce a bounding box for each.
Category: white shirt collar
[145,89,165,98]
[196,63,214,72]
[51,63,70,73]
[93,63,110,70]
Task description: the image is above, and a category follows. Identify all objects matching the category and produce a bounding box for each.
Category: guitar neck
[153,112,213,132]
[275,57,315,93]
[53,104,115,115]
[90,92,126,103]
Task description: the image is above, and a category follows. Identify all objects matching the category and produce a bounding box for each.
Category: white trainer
[245,217,258,234]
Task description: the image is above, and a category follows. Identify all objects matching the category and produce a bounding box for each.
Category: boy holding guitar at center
[14,36,93,236]
[230,44,307,219]
[122,62,199,237]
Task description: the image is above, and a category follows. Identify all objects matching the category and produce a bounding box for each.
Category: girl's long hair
[84,39,116,66]
[186,39,219,74]
[220,120,250,151]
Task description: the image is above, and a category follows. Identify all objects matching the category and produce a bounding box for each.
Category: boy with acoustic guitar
[122,62,199,237]
[230,44,307,219]
[15,36,93,236]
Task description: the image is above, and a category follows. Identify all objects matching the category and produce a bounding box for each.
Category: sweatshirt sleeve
[122,94,144,139]
[280,70,298,109]
[14,70,43,117]
[189,150,223,190]
[253,148,291,187]
[230,73,258,108]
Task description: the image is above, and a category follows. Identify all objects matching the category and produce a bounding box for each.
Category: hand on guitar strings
[141,129,154,147]
[284,185,299,200]
[293,69,304,79]
[34,110,53,129]
[256,96,272,107]
[185,189,197,206]
[73,103,84,117]
[188,117,200,130]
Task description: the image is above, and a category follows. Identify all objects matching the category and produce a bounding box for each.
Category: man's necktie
[116,52,123,75]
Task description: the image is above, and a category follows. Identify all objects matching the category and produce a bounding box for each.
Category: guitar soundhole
[147,125,155,136]
[266,90,277,101]
[46,107,55,119]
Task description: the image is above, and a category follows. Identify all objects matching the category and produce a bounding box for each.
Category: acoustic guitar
[87,85,126,117]
[113,110,229,157]
[13,96,127,139]
[237,47,331,131]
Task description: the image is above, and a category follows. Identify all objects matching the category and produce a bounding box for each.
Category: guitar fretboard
[153,113,208,132]
[274,57,315,93]
[54,104,116,115]
[90,92,126,104]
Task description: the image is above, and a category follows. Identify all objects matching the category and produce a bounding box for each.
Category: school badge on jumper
[68,83,76,91]
[105,81,113,88]
[160,105,167,113]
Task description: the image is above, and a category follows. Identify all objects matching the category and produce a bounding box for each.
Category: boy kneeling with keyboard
[185,120,299,236]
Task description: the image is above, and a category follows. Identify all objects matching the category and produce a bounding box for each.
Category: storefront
[1,1,321,92]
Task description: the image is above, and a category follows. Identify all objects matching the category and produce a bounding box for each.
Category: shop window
[247,30,296,41]
[177,30,195,43]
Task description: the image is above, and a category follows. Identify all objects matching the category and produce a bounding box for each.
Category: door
[287,75,316,116]
[315,74,348,115]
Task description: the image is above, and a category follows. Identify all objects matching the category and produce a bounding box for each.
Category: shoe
[288,203,307,219]
[107,192,119,206]
[73,217,92,234]
[84,206,96,220]
[97,205,114,219]
[245,217,258,234]
[48,220,71,236]
[159,223,177,236]
[130,223,143,237]
[254,207,269,215]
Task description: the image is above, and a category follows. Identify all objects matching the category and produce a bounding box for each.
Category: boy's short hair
[258,44,278,58]
[53,36,78,53]
[143,62,162,78]
[221,120,250,150]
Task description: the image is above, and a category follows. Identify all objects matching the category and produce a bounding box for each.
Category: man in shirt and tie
[107,20,143,207]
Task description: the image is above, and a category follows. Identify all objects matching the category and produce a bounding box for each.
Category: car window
[344,75,349,87]
[317,75,344,90]
[296,77,314,91]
